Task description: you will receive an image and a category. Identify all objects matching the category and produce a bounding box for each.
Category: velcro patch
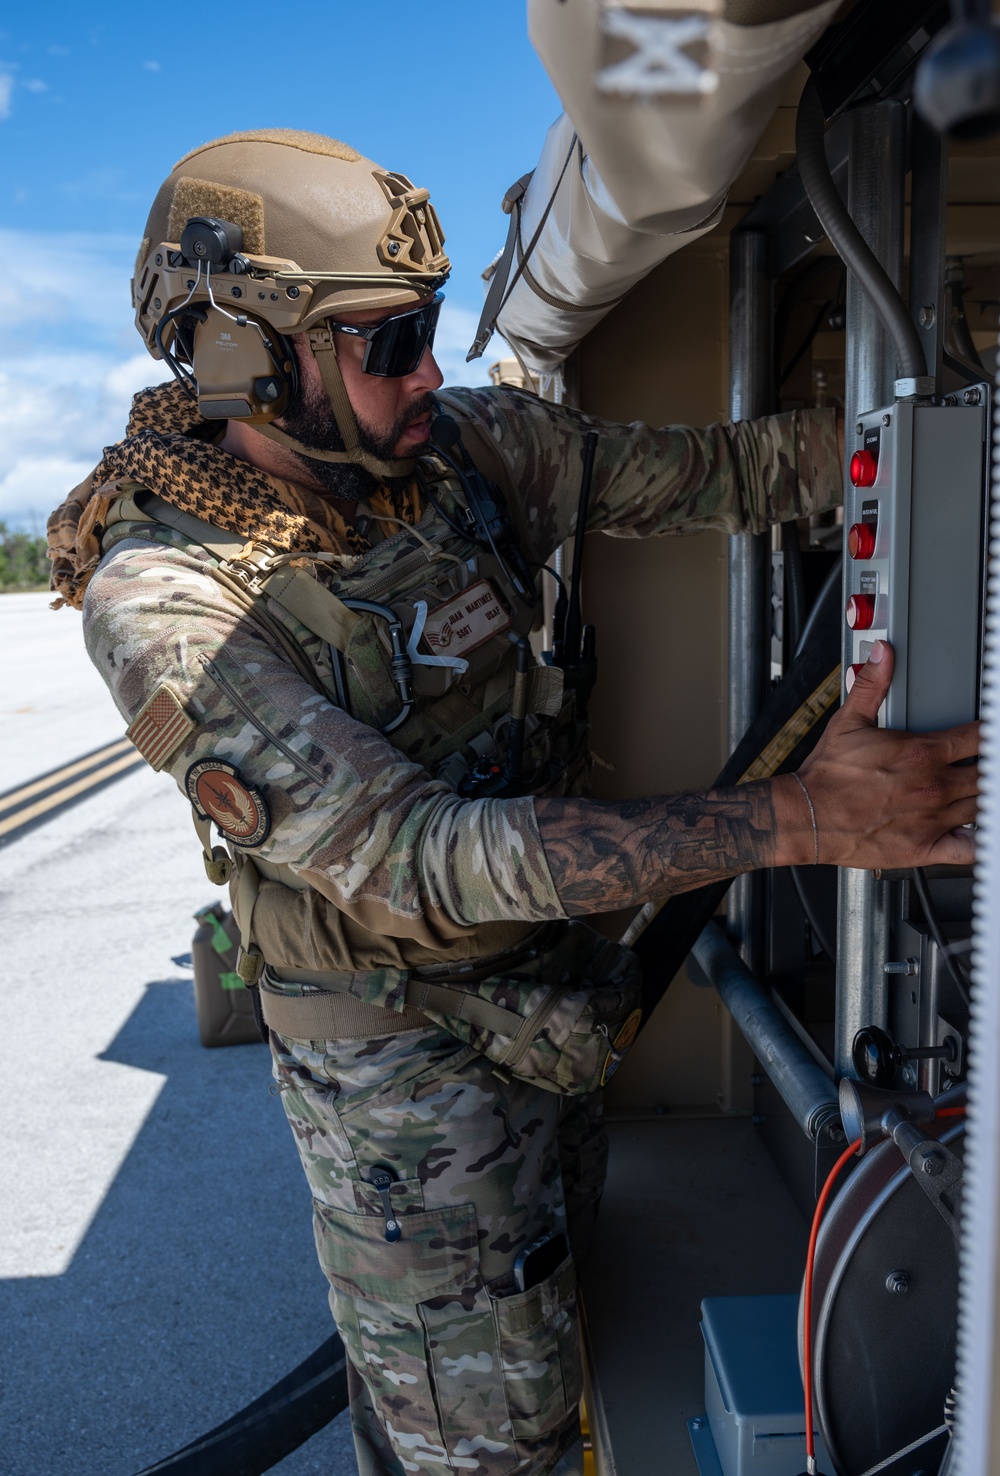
[127,684,197,771]
[421,580,511,660]
[186,759,270,848]
[600,1008,642,1087]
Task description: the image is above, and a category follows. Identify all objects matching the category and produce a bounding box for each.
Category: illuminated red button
[846,593,876,630]
[850,449,878,487]
[848,521,877,560]
[845,663,866,692]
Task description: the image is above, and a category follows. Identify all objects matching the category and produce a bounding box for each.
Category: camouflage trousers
[270,1020,608,1476]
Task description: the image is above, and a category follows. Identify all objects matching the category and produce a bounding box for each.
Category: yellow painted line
[0,751,145,838]
[0,737,134,815]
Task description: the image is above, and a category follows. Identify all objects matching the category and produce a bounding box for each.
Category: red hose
[803,1139,861,1466]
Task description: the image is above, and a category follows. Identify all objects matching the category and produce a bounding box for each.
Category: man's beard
[277,383,435,500]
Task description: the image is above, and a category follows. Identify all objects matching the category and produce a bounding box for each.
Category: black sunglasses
[328,292,443,378]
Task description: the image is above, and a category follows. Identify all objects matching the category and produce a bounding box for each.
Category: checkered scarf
[47,380,423,609]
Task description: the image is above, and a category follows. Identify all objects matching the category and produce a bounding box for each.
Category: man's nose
[407,348,444,394]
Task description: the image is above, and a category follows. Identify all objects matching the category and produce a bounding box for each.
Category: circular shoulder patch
[185,759,270,848]
[600,1007,643,1087]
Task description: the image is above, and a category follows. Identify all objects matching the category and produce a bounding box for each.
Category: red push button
[846,593,876,630]
[850,449,878,487]
[848,522,877,560]
[845,663,866,693]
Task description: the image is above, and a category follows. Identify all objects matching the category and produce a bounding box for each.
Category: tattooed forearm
[535,783,780,915]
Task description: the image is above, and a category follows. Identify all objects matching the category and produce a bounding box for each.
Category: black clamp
[365,1164,402,1243]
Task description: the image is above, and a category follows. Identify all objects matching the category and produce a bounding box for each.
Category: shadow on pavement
[1,977,357,1475]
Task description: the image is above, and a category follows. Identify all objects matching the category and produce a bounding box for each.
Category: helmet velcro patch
[175,129,361,167]
[167,177,266,255]
[133,236,150,284]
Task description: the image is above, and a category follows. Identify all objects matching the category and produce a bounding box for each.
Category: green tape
[195,904,233,957]
[219,971,245,991]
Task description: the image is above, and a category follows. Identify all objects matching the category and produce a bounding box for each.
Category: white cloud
[0,352,170,531]
[25,79,47,94]
[142,60,161,72]
[0,73,13,120]
[0,228,138,338]
[0,230,497,532]
[0,229,170,530]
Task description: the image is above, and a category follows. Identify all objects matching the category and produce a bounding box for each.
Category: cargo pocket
[312,1198,479,1303]
[491,1254,583,1440]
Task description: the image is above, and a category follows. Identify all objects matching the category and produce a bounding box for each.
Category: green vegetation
[0,522,50,592]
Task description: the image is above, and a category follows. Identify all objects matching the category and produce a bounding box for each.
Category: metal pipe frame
[692,920,840,1142]
[727,230,773,975]
[834,99,907,1079]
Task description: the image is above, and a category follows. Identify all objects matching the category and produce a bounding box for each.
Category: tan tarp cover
[492,0,840,376]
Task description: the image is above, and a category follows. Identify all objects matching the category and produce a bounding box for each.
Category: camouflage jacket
[83,387,841,952]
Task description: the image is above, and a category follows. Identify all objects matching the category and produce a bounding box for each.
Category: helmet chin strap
[256,327,415,481]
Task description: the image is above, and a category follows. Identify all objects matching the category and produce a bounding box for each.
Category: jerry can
[191,902,263,1047]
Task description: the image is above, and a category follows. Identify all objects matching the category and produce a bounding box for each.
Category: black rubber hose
[782,523,807,657]
[133,1334,348,1476]
[633,555,843,1023]
[795,77,927,382]
[795,555,843,661]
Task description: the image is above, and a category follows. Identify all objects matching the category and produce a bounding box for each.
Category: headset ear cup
[189,307,298,424]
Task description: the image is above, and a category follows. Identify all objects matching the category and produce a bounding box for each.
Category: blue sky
[0,3,562,530]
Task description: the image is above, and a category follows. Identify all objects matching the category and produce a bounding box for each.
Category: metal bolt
[155,253,163,267]
[882,413,891,427]
[921,1151,944,1177]
[231,286,242,298]
[691,1418,704,1431]
[152,297,161,310]
[886,1270,910,1295]
[287,285,300,299]
[186,279,195,290]
[901,1064,917,1088]
[258,291,266,300]
[884,958,919,976]
[963,387,982,405]
[193,240,207,256]
[918,305,935,328]
[270,292,279,300]
[387,241,401,257]
[856,422,864,435]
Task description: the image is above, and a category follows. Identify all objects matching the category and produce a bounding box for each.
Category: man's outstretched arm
[535,640,979,915]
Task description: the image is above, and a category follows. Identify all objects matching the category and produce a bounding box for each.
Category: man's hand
[536,638,978,918]
[784,640,979,870]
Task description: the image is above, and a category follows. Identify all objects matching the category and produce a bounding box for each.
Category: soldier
[48,132,977,1476]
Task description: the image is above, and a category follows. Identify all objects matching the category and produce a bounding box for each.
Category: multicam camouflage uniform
[78,384,841,1475]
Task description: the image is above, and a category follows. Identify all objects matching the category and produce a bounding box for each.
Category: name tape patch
[420,579,511,659]
[185,759,270,848]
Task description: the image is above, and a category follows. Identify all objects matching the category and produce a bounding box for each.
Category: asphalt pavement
[1,593,356,1474]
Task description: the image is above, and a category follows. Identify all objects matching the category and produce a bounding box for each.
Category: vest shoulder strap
[133,488,254,562]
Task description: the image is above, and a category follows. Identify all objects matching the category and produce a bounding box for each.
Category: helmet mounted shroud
[133,130,451,480]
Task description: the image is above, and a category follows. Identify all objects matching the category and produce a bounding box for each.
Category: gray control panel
[844,393,989,732]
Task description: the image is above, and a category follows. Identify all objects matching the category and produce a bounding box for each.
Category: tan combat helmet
[133,128,450,477]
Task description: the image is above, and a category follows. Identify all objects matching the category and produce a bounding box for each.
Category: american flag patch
[126,684,197,772]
